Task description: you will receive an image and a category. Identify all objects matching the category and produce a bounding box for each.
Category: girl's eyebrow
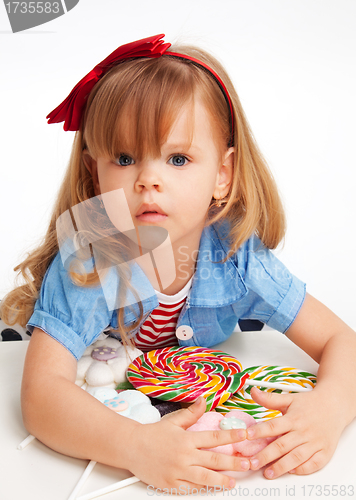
[163,142,201,153]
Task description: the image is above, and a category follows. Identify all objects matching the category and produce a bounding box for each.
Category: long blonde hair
[0,43,285,343]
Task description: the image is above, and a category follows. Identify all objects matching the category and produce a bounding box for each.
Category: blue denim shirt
[27,222,306,360]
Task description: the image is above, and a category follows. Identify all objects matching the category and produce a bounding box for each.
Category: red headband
[46,34,234,145]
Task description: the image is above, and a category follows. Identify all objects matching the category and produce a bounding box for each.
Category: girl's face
[85,98,233,253]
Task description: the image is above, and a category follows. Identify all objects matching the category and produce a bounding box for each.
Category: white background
[0,0,355,328]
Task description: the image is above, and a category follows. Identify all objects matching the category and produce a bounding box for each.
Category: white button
[175,325,194,340]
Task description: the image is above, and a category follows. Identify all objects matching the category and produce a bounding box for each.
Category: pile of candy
[127,346,317,420]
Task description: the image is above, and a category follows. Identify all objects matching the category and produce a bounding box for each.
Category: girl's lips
[136,213,168,223]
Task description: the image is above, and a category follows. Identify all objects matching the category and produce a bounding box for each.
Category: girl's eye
[114,154,135,167]
[168,155,189,167]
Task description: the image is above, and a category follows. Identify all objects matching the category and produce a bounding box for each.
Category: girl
[1,34,356,490]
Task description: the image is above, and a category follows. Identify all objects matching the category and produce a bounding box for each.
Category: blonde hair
[0,43,285,344]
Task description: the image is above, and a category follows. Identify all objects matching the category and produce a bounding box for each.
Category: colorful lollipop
[127,346,248,411]
[216,365,317,420]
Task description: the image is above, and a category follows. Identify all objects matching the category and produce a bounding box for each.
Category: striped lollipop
[216,365,317,420]
[127,346,249,411]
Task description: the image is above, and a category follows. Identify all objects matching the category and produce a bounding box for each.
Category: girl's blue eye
[168,155,189,167]
[115,154,134,167]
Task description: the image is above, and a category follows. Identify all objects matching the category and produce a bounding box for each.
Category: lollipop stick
[68,460,97,500]
[245,378,313,392]
[76,475,141,500]
[17,434,36,450]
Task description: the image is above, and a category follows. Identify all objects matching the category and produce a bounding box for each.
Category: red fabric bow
[46,34,171,131]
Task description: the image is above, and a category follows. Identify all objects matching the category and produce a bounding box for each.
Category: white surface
[0,0,355,329]
[1,331,355,500]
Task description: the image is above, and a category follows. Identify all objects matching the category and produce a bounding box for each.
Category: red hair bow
[46,34,171,131]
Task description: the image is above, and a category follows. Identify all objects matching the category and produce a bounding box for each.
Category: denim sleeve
[233,236,306,333]
[27,252,114,360]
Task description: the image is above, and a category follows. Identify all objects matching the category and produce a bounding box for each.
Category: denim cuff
[27,310,87,360]
[266,275,306,333]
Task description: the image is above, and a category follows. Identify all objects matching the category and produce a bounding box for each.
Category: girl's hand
[247,387,345,479]
[126,397,250,491]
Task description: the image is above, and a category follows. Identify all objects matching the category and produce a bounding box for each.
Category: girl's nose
[134,160,162,191]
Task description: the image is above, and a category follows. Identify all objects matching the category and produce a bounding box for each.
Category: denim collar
[187,222,247,307]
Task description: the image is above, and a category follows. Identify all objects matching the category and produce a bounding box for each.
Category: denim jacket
[27,222,306,360]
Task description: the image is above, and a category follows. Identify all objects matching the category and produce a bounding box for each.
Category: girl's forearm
[22,328,143,470]
[22,373,141,470]
[313,329,356,427]
[286,294,356,427]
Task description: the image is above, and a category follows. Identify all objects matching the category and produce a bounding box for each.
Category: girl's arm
[246,292,356,478]
[22,328,249,490]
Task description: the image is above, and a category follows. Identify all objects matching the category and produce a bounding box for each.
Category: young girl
[2,34,356,491]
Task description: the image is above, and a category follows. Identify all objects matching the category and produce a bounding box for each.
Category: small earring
[214,197,228,208]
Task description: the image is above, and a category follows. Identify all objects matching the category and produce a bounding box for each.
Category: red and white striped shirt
[134,277,193,352]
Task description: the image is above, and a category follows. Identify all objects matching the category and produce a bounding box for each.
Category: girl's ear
[82,150,101,196]
[213,147,234,200]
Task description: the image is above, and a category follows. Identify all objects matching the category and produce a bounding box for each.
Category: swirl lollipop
[216,365,317,420]
[127,346,249,411]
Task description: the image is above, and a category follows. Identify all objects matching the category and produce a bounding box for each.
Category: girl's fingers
[193,427,247,449]
[261,444,323,480]
[197,449,250,472]
[166,397,207,429]
[250,387,294,414]
[186,465,237,490]
[290,450,328,476]
[152,467,237,493]
[247,414,291,440]
[250,432,306,471]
